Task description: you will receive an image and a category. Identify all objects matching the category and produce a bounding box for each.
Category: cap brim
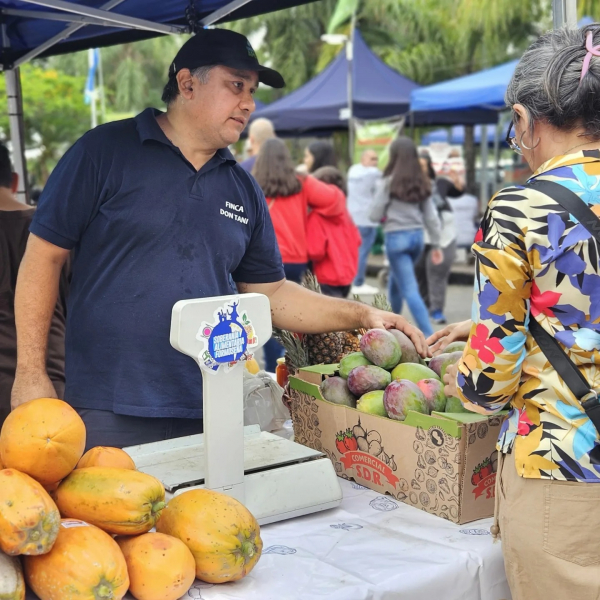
[257,65,285,89]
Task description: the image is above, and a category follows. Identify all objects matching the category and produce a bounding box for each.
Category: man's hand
[442,362,460,398]
[430,248,444,266]
[11,369,58,410]
[427,319,472,355]
[239,279,429,356]
[360,307,429,357]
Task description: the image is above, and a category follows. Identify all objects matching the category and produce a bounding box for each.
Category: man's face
[361,151,378,167]
[184,65,258,149]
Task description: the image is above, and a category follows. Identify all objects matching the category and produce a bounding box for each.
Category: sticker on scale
[61,519,91,529]
[196,299,257,373]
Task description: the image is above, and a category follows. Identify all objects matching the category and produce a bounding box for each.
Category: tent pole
[13,0,128,68]
[479,125,489,209]
[201,0,254,25]
[493,120,501,193]
[16,0,184,34]
[553,0,577,28]
[2,8,145,28]
[4,69,29,204]
[346,21,356,165]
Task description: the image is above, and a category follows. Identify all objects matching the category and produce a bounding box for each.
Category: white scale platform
[125,293,342,525]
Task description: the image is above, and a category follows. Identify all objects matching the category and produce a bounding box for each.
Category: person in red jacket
[253,138,341,368]
[309,167,361,298]
[253,138,341,283]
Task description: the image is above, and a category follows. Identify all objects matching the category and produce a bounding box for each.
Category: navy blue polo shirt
[31,108,284,419]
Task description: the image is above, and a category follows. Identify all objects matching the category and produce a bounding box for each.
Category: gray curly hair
[505,25,600,139]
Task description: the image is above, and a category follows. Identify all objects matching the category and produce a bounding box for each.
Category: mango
[383,380,428,421]
[429,351,463,378]
[391,362,439,384]
[320,376,356,407]
[356,391,387,417]
[359,329,402,370]
[445,396,471,413]
[440,351,464,380]
[347,365,391,397]
[338,352,373,379]
[389,330,420,364]
[417,378,447,412]
[444,341,467,354]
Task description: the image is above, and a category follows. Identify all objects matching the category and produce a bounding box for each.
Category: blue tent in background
[421,122,510,146]
[252,30,420,136]
[410,60,518,125]
[410,17,595,126]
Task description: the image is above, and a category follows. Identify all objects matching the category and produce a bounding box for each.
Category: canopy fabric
[252,29,420,136]
[420,123,510,146]
[410,60,518,125]
[1,0,317,67]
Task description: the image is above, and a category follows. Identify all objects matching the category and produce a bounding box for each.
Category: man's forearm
[269,281,366,333]
[15,236,67,373]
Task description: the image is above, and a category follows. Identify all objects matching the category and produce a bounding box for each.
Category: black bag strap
[527,179,600,245]
[524,178,600,431]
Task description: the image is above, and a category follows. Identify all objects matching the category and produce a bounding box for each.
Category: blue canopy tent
[410,60,518,126]
[252,29,420,136]
[421,122,511,146]
[0,0,318,201]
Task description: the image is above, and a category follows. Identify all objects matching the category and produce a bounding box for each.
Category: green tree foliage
[0,64,89,184]
[46,36,186,113]
[226,0,337,99]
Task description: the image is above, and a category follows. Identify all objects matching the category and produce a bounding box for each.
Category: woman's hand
[430,248,444,266]
[442,362,460,398]
[426,319,472,355]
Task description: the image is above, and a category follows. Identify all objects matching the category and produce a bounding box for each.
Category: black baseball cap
[169,29,285,89]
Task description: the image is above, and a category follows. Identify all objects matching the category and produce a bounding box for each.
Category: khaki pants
[497,453,600,600]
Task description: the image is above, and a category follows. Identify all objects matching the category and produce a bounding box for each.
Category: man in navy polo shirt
[12,29,427,449]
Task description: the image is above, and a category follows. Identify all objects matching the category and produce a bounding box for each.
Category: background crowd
[239,117,480,368]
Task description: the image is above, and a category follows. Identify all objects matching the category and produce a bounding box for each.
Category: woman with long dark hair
[370,137,442,336]
[253,138,341,368]
[303,141,337,173]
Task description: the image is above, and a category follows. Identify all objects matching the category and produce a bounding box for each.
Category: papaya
[116,532,196,600]
[0,469,60,556]
[0,398,86,487]
[76,447,136,470]
[0,552,25,599]
[157,489,262,584]
[55,468,165,535]
[24,519,129,600]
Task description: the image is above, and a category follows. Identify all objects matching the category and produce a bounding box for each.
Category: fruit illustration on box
[471,455,496,499]
[333,419,398,473]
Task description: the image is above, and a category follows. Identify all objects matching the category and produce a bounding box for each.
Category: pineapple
[272,328,308,375]
[301,271,344,365]
[372,293,393,312]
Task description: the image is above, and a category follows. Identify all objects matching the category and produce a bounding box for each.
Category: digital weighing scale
[125,293,342,525]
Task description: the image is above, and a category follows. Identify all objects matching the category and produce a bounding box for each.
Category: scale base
[176,459,342,525]
[125,426,343,525]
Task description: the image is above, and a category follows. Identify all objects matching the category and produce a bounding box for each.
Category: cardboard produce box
[289,365,506,524]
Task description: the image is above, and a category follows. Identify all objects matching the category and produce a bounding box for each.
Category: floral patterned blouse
[456,151,600,481]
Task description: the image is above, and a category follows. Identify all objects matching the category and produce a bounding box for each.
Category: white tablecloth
[27,480,511,600]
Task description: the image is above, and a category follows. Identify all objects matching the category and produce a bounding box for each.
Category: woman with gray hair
[429,25,600,598]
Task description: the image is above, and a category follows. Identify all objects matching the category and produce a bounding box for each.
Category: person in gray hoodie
[370,137,442,336]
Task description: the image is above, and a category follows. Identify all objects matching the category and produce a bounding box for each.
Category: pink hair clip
[580,30,600,82]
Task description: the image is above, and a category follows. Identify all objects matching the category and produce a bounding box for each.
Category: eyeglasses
[506,120,523,155]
